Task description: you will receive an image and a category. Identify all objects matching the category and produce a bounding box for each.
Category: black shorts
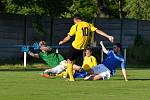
[67,46,83,61]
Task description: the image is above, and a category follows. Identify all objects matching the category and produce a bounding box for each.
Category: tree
[96,0,126,18]
[68,0,97,22]
[2,0,73,16]
[0,0,5,12]
[124,0,150,20]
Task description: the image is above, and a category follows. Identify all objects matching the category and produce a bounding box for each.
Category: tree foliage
[105,0,126,18]
[2,0,73,16]
[96,0,126,18]
[2,0,97,21]
[124,0,150,20]
[68,0,97,22]
[1,0,150,20]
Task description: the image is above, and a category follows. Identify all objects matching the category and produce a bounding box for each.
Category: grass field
[0,69,150,100]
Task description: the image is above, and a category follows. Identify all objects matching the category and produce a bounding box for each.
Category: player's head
[39,41,46,47]
[39,41,49,52]
[73,14,82,24]
[85,47,92,57]
[113,43,122,53]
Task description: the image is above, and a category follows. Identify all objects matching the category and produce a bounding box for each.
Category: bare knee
[93,75,102,80]
[73,64,81,70]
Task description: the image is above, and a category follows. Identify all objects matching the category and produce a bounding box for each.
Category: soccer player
[73,47,97,72]
[73,47,97,78]
[59,14,114,81]
[82,47,97,71]
[84,41,128,81]
[28,41,64,68]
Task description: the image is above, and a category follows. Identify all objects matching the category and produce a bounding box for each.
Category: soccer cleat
[65,78,75,82]
[69,78,75,81]
[84,75,91,80]
[63,75,67,78]
[41,73,51,78]
[84,75,94,80]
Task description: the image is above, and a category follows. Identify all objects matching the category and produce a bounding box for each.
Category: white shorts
[45,65,65,74]
[92,64,111,80]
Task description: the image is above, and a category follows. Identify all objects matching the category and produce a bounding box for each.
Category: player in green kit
[28,41,64,68]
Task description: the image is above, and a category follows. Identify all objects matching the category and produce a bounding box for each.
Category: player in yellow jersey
[82,48,97,71]
[73,47,97,78]
[59,14,114,81]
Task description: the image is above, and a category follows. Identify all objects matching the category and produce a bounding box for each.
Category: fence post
[24,52,27,67]
[50,16,53,45]
[24,15,27,45]
[23,15,27,67]
[137,19,139,39]
[120,19,123,44]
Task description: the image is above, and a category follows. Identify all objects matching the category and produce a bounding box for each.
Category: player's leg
[93,74,103,80]
[41,69,52,78]
[66,46,83,81]
[99,71,111,80]
[92,64,111,80]
[42,66,59,78]
[73,64,81,71]
[84,69,94,80]
[67,59,75,81]
[73,64,87,78]
[98,64,111,80]
[43,68,56,74]
[53,65,65,74]
[84,64,110,80]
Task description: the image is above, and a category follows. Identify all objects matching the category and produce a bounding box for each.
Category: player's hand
[59,41,63,45]
[108,36,114,43]
[28,51,31,54]
[100,41,103,46]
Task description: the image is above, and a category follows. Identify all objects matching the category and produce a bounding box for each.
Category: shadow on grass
[115,78,150,81]
[129,79,150,81]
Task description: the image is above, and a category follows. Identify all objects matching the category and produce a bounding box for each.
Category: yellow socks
[67,63,75,81]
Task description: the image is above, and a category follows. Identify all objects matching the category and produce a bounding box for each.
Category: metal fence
[0,14,150,60]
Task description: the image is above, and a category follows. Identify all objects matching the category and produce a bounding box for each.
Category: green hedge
[127,46,150,65]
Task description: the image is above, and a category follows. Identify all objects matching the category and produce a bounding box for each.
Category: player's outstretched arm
[59,35,71,45]
[122,69,128,81]
[28,51,39,58]
[95,29,114,42]
[100,41,109,54]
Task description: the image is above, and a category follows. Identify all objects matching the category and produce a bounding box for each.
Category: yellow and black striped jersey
[68,21,97,50]
[82,56,97,70]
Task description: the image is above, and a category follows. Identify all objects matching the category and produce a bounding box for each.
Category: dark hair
[114,43,122,51]
[85,47,92,52]
[39,41,46,46]
[73,14,82,20]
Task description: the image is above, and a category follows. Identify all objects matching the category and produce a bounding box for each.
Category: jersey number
[82,27,89,36]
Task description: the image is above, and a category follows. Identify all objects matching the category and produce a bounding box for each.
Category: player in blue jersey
[84,41,128,81]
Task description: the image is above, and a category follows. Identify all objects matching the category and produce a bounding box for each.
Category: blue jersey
[102,50,125,76]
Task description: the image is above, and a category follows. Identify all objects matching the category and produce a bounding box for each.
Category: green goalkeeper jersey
[39,51,64,68]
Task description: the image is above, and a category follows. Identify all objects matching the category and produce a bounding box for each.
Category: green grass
[0,69,150,100]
